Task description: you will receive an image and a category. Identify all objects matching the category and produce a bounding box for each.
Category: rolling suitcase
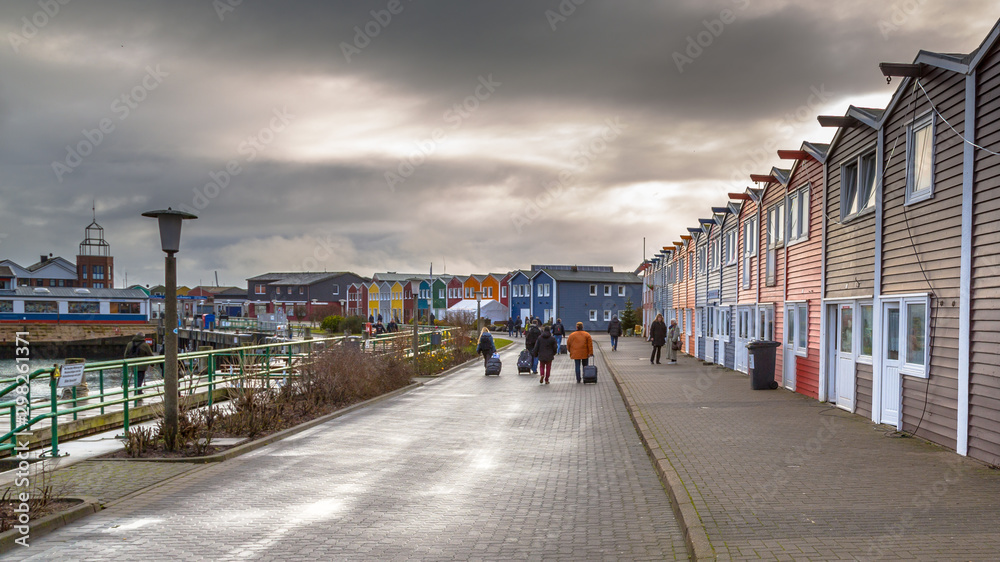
[559,343,567,354]
[485,354,502,376]
[517,349,532,373]
[582,363,598,384]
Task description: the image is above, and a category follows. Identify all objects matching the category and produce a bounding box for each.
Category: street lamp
[475,290,483,331]
[142,207,197,448]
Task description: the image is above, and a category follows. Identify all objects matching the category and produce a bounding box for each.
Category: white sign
[58,362,86,388]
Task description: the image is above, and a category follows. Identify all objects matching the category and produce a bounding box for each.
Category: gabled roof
[538,269,642,284]
[0,266,14,277]
[247,271,355,285]
[26,256,76,274]
[371,272,422,283]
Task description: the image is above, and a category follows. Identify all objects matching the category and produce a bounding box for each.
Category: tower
[77,206,113,288]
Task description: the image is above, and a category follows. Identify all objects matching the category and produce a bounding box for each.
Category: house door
[880,302,902,426]
[694,308,702,359]
[783,304,797,391]
[835,303,856,412]
[705,306,716,363]
[735,306,753,373]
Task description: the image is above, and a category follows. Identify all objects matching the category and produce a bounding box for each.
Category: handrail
[0,327,459,456]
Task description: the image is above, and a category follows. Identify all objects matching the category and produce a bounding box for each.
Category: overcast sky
[0,1,995,289]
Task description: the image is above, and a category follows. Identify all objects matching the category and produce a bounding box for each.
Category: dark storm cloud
[0,1,996,286]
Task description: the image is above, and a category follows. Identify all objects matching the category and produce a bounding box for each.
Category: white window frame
[590,284,597,296]
[501,286,507,299]
[589,309,597,322]
[858,301,874,364]
[485,287,493,298]
[900,296,930,377]
[696,309,703,337]
[711,238,721,271]
[717,307,730,342]
[438,289,444,300]
[603,310,612,322]
[617,285,625,297]
[725,229,738,266]
[905,112,935,205]
[784,302,808,357]
[787,185,810,245]
[840,148,878,222]
[604,285,611,297]
[686,309,693,336]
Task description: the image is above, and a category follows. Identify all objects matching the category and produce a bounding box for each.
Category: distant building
[246,271,367,318]
[0,286,149,323]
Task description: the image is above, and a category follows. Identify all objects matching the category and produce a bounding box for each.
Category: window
[841,150,877,221]
[797,305,807,354]
[687,309,693,335]
[784,303,808,355]
[696,309,703,337]
[68,302,100,314]
[276,287,282,295]
[860,303,874,360]
[25,301,57,313]
[725,229,737,265]
[92,283,104,288]
[110,302,140,314]
[603,310,612,321]
[717,308,730,342]
[618,285,625,297]
[706,306,715,338]
[698,247,707,274]
[590,284,597,296]
[742,217,757,289]
[438,289,444,299]
[485,287,493,298]
[331,285,338,295]
[604,285,611,296]
[501,286,507,298]
[767,202,785,247]
[787,186,810,244]
[466,287,474,299]
[0,301,11,312]
[758,306,774,340]
[711,238,721,270]
[299,286,305,295]
[906,113,935,204]
[537,283,550,297]
[92,265,104,280]
[255,284,265,294]
[589,310,597,322]
[903,300,928,374]
[840,306,853,354]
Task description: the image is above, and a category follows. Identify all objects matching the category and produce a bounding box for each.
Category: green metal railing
[0,327,457,457]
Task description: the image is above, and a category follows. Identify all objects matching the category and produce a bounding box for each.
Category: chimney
[40,255,48,263]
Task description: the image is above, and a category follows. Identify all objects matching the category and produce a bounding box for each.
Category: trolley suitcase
[582,363,598,384]
[517,349,532,373]
[559,343,567,354]
[485,356,502,376]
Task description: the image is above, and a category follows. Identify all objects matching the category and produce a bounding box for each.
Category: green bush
[341,315,364,334]
[320,315,343,333]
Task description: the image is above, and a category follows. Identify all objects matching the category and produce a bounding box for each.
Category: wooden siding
[707,225,722,303]
[971,40,1000,465]
[759,182,786,380]
[722,219,739,303]
[786,156,824,399]
[882,66,965,451]
[695,235,709,307]
[825,125,878,299]
[856,363,874,421]
[738,201,759,305]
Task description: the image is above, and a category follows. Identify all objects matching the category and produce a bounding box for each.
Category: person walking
[607,315,622,351]
[525,318,542,374]
[514,316,522,338]
[532,325,558,384]
[507,317,515,337]
[475,327,496,370]
[648,313,667,365]
[552,318,566,353]
[566,321,594,383]
[124,332,154,404]
[667,318,681,363]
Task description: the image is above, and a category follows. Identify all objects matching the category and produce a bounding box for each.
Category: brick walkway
[9,344,686,561]
[600,335,1000,561]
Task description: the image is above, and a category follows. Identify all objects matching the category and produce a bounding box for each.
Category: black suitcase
[559,343,567,354]
[517,349,532,373]
[485,356,502,376]
[582,363,598,384]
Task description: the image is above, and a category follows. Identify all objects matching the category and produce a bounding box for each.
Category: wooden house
[718,206,739,370]
[753,166,791,384]
[777,142,828,399]
[507,270,532,323]
[693,227,709,360]
[734,189,760,374]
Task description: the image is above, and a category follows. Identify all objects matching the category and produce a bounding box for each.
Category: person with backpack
[525,318,542,374]
[607,315,623,351]
[124,332,154,403]
[532,325,558,384]
[475,327,496,369]
[552,318,566,353]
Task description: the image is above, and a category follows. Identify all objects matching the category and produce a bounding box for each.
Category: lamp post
[475,290,483,331]
[142,208,197,448]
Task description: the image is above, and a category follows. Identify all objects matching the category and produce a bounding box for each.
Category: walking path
[601,335,1000,560]
[8,344,686,561]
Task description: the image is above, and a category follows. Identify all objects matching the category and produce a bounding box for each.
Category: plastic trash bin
[746,340,780,390]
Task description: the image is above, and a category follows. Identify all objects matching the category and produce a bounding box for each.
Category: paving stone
[7,345,686,560]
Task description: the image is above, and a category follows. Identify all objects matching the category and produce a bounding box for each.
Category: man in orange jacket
[566,321,594,383]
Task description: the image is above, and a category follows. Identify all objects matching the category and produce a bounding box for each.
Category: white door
[880,302,901,426]
[835,303,856,412]
[784,304,797,391]
[735,307,752,373]
[705,307,715,363]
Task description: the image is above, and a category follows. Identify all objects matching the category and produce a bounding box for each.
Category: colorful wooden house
[447,276,464,310]
[734,189,760,374]
[498,272,512,310]
[777,142,828,399]
[463,275,482,301]
[817,106,881,413]
[693,227,709,360]
[482,274,502,302]
[718,206,739,371]
[508,270,532,323]
[752,166,791,384]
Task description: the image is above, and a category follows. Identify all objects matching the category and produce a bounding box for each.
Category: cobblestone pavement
[601,335,1000,561]
[46,460,200,503]
[10,345,687,561]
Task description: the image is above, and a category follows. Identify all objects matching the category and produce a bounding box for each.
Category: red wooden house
[751,166,790,384]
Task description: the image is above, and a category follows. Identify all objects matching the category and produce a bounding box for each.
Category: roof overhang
[777,149,810,161]
[817,115,859,128]
[728,192,751,201]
